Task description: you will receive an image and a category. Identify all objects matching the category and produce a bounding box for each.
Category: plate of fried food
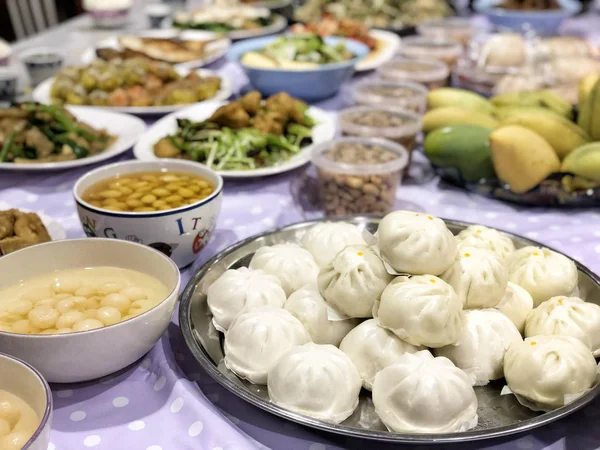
[80,30,231,71]
[0,208,65,257]
[0,102,145,170]
[32,59,231,115]
[133,91,335,177]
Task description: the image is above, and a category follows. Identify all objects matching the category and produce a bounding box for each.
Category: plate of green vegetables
[133,91,335,177]
[0,103,145,171]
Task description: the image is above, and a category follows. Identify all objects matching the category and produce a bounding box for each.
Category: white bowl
[73,160,223,268]
[0,238,180,383]
[0,353,52,450]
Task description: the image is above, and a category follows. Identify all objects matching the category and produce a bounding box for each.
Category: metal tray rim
[179,216,600,444]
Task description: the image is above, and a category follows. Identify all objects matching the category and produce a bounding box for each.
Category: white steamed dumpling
[373,275,465,348]
[318,245,393,318]
[207,267,286,331]
[455,224,515,260]
[249,243,319,296]
[301,221,367,268]
[435,309,522,385]
[339,319,424,391]
[224,307,311,384]
[372,351,478,433]
[284,285,358,346]
[524,296,600,356]
[495,282,534,334]
[267,343,362,423]
[504,335,597,409]
[441,246,508,309]
[507,246,578,307]
[377,211,457,275]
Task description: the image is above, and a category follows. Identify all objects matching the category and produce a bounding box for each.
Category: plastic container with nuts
[351,80,428,114]
[311,137,409,217]
[377,58,450,89]
[399,36,462,69]
[416,18,480,46]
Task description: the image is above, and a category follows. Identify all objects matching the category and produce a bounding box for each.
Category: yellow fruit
[494,106,562,121]
[500,111,589,159]
[578,78,600,141]
[491,91,540,107]
[490,125,560,194]
[578,73,600,106]
[561,143,600,182]
[427,88,495,114]
[422,107,499,133]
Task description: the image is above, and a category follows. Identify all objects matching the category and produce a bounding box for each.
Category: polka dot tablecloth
[4,26,600,450]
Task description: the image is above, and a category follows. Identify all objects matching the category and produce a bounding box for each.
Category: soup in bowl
[0,238,180,383]
[74,160,223,268]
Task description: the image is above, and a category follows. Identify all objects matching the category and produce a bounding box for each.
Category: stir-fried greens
[257,34,354,65]
[153,91,316,171]
[172,5,275,32]
[0,103,115,164]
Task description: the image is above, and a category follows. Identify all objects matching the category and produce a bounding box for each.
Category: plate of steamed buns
[180,212,600,443]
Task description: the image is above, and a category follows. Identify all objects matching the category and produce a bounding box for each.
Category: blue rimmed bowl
[474,0,582,35]
[228,35,370,101]
[73,160,223,268]
[0,353,52,450]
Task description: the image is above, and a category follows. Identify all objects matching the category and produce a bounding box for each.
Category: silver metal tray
[179,217,600,444]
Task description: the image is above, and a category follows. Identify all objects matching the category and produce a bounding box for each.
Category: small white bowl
[19,47,64,87]
[0,238,180,383]
[0,353,52,450]
[73,160,223,268]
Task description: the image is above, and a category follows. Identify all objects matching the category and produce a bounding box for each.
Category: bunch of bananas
[422,87,600,195]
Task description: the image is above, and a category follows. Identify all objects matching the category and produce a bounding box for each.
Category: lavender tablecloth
[3,8,600,450]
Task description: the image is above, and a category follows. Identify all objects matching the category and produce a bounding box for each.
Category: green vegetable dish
[0,103,115,164]
[153,91,316,171]
[241,34,355,69]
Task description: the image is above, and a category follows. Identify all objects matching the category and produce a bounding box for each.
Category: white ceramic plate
[0,204,66,241]
[0,107,145,171]
[32,68,232,116]
[133,100,335,178]
[80,29,231,71]
[164,14,288,41]
[356,30,401,72]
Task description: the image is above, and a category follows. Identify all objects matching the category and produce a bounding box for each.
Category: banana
[536,90,574,120]
[578,73,600,106]
[490,91,540,107]
[577,78,600,141]
[422,107,499,133]
[490,125,560,194]
[501,111,589,159]
[427,88,495,114]
[491,90,573,118]
[561,142,600,182]
[494,105,562,121]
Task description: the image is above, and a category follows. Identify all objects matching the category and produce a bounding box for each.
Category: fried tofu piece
[208,102,250,129]
[0,211,15,240]
[240,91,262,116]
[0,236,39,256]
[13,211,51,242]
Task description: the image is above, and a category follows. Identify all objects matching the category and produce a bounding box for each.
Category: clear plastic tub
[417,18,479,46]
[310,137,409,217]
[338,106,421,151]
[351,80,428,114]
[377,58,449,89]
[399,36,462,69]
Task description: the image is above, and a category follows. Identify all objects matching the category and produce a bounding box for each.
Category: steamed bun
[339,319,424,390]
[318,245,393,318]
[373,275,465,348]
[284,286,358,346]
[207,267,286,331]
[504,335,597,409]
[524,296,600,356]
[455,224,515,260]
[435,309,522,385]
[372,351,478,433]
[250,243,319,296]
[224,307,311,384]
[441,247,508,309]
[495,281,534,334]
[377,211,457,275]
[507,246,578,307]
[301,222,367,268]
[267,343,361,423]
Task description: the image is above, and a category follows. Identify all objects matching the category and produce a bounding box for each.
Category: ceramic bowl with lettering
[73,160,223,268]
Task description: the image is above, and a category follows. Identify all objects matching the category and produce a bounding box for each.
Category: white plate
[0,107,145,171]
[32,68,232,116]
[0,205,66,241]
[80,29,231,71]
[164,14,288,41]
[133,100,335,178]
[356,30,401,72]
